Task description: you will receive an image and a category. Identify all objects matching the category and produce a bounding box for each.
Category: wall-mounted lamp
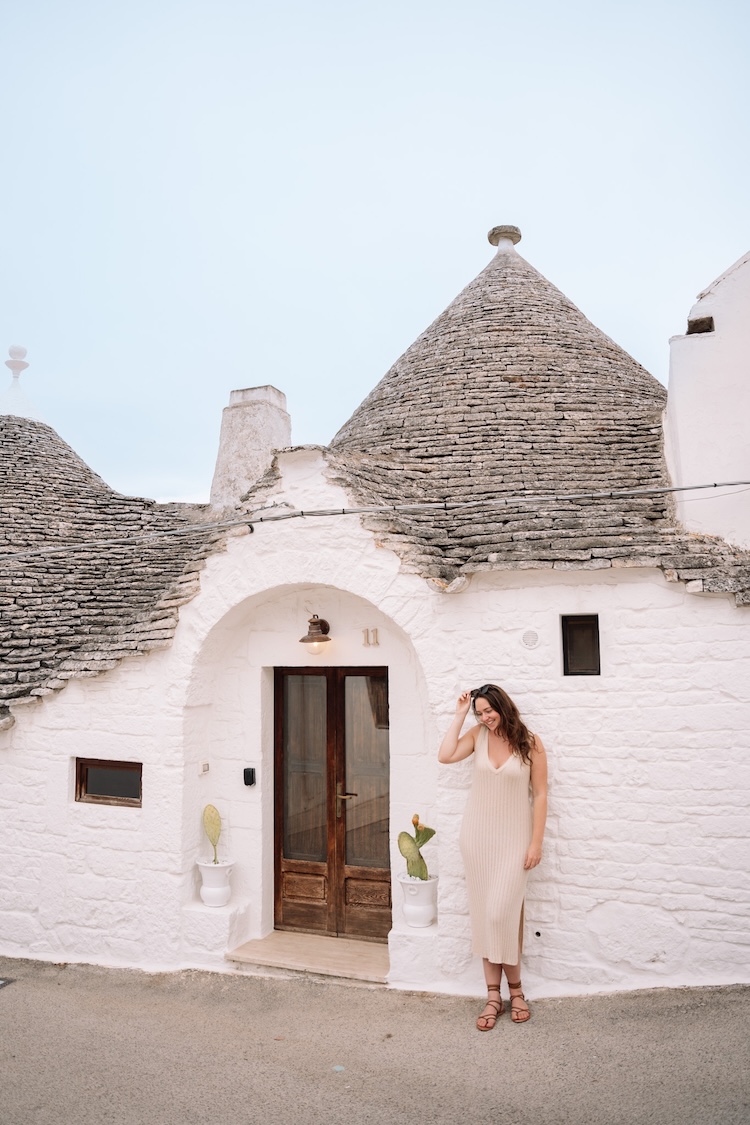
[299,614,331,656]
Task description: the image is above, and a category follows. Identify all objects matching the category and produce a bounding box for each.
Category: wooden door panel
[339,673,390,938]
[275,667,390,940]
[342,864,392,940]
[282,868,327,900]
[278,859,330,932]
[344,875,390,907]
[275,670,335,933]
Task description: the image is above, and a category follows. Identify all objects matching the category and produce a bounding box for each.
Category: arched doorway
[183,581,433,953]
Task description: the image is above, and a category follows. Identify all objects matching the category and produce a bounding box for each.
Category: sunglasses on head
[470,685,493,699]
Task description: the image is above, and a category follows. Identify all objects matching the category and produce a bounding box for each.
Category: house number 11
[362,628,379,647]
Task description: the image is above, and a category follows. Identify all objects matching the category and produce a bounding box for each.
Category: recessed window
[76,759,142,807]
[562,615,600,676]
[686,316,714,335]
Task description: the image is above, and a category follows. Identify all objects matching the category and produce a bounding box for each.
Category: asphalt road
[1,957,748,1125]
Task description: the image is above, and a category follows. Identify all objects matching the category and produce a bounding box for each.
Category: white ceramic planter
[397,873,438,927]
[196,860,234,907]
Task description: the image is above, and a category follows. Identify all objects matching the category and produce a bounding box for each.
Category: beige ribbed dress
[459,727,532,965]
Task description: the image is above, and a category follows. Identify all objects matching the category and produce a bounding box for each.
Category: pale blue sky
[1,0,748,500]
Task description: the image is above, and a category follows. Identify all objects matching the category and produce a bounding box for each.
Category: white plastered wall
[0,653,192,969]
[1,448,749,996]
[665,250,750,547]
[433,567,750,996]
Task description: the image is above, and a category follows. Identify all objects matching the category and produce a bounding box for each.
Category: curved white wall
[665,250,750,547]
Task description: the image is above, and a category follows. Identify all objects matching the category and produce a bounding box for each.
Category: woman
[438,684,547,1028]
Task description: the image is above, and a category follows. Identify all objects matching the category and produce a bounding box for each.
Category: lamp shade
[299,615,331,655]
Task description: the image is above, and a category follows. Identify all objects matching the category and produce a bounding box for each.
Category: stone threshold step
[226,931,389,985]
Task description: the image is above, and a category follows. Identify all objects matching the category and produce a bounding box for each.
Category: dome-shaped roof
[327,229,750,597]
[4,414,116,531]
[0,415,220,727]
[333,229,665,480]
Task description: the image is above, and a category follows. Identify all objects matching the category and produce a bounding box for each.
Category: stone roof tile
[0,415,223,728]
[328,230,750,599]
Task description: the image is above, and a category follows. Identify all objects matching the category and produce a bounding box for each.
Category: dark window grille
[75,759,142,807]
[562,615,600,676]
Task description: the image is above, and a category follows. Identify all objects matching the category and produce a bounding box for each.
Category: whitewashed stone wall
[431,569,750,996]
[0,655,192,968]
[1,448,749,996]
[665,249,750,548]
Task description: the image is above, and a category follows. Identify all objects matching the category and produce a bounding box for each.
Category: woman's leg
[476,958,504,1031]
[502,960,530,1023]
[483,957,502,990]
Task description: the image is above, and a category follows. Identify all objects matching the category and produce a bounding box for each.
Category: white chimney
[210,385,291,510]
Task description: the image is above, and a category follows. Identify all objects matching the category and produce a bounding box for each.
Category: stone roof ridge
[276,443,329,454]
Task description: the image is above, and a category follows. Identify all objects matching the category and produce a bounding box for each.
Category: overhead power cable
[1,479,749,563]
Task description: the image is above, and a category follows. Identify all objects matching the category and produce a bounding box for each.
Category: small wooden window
[562,615,600,676]
[76,759,142,807]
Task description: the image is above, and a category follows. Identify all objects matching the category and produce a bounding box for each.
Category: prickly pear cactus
[398,813,436,879]
[203,804,222,864]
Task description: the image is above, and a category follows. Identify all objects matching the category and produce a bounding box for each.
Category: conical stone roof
[0,415,222,727]
[328,227,750,599]
[334,225,664,466]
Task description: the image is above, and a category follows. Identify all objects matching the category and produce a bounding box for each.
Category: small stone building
[1,227,749,997]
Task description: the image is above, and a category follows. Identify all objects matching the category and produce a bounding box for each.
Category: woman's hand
[456,690,473,717]
[523,844,543,870]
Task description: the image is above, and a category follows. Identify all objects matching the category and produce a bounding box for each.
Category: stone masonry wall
[1,448,748,995]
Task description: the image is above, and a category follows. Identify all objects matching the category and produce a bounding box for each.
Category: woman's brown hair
[471,684,535,765]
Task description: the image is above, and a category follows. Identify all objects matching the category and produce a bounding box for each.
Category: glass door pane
[283,675,327,861]
[344,675,389,868]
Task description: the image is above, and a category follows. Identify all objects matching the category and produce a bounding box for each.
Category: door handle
[336,782,358,818]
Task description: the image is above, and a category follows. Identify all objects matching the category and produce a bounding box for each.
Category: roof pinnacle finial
[2,346,43,422]
[488,225,522,249]
[5,345,29,380]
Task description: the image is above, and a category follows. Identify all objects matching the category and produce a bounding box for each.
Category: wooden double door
[274,667,391,941]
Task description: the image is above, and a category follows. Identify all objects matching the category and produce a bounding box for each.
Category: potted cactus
[397,814,438,927]
[196,804,234,907]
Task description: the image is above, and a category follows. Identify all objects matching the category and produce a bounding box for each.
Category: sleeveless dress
[459,726,533,965]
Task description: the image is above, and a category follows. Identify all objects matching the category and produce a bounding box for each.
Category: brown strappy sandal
[507,980,531,1024]
[476,985,504,1031]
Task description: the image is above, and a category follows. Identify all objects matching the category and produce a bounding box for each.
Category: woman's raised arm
[438,691,479,763]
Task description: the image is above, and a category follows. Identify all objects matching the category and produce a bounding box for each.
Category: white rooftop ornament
[6,344,29,372]
[488,224,522,252]
[1,345,43,421]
